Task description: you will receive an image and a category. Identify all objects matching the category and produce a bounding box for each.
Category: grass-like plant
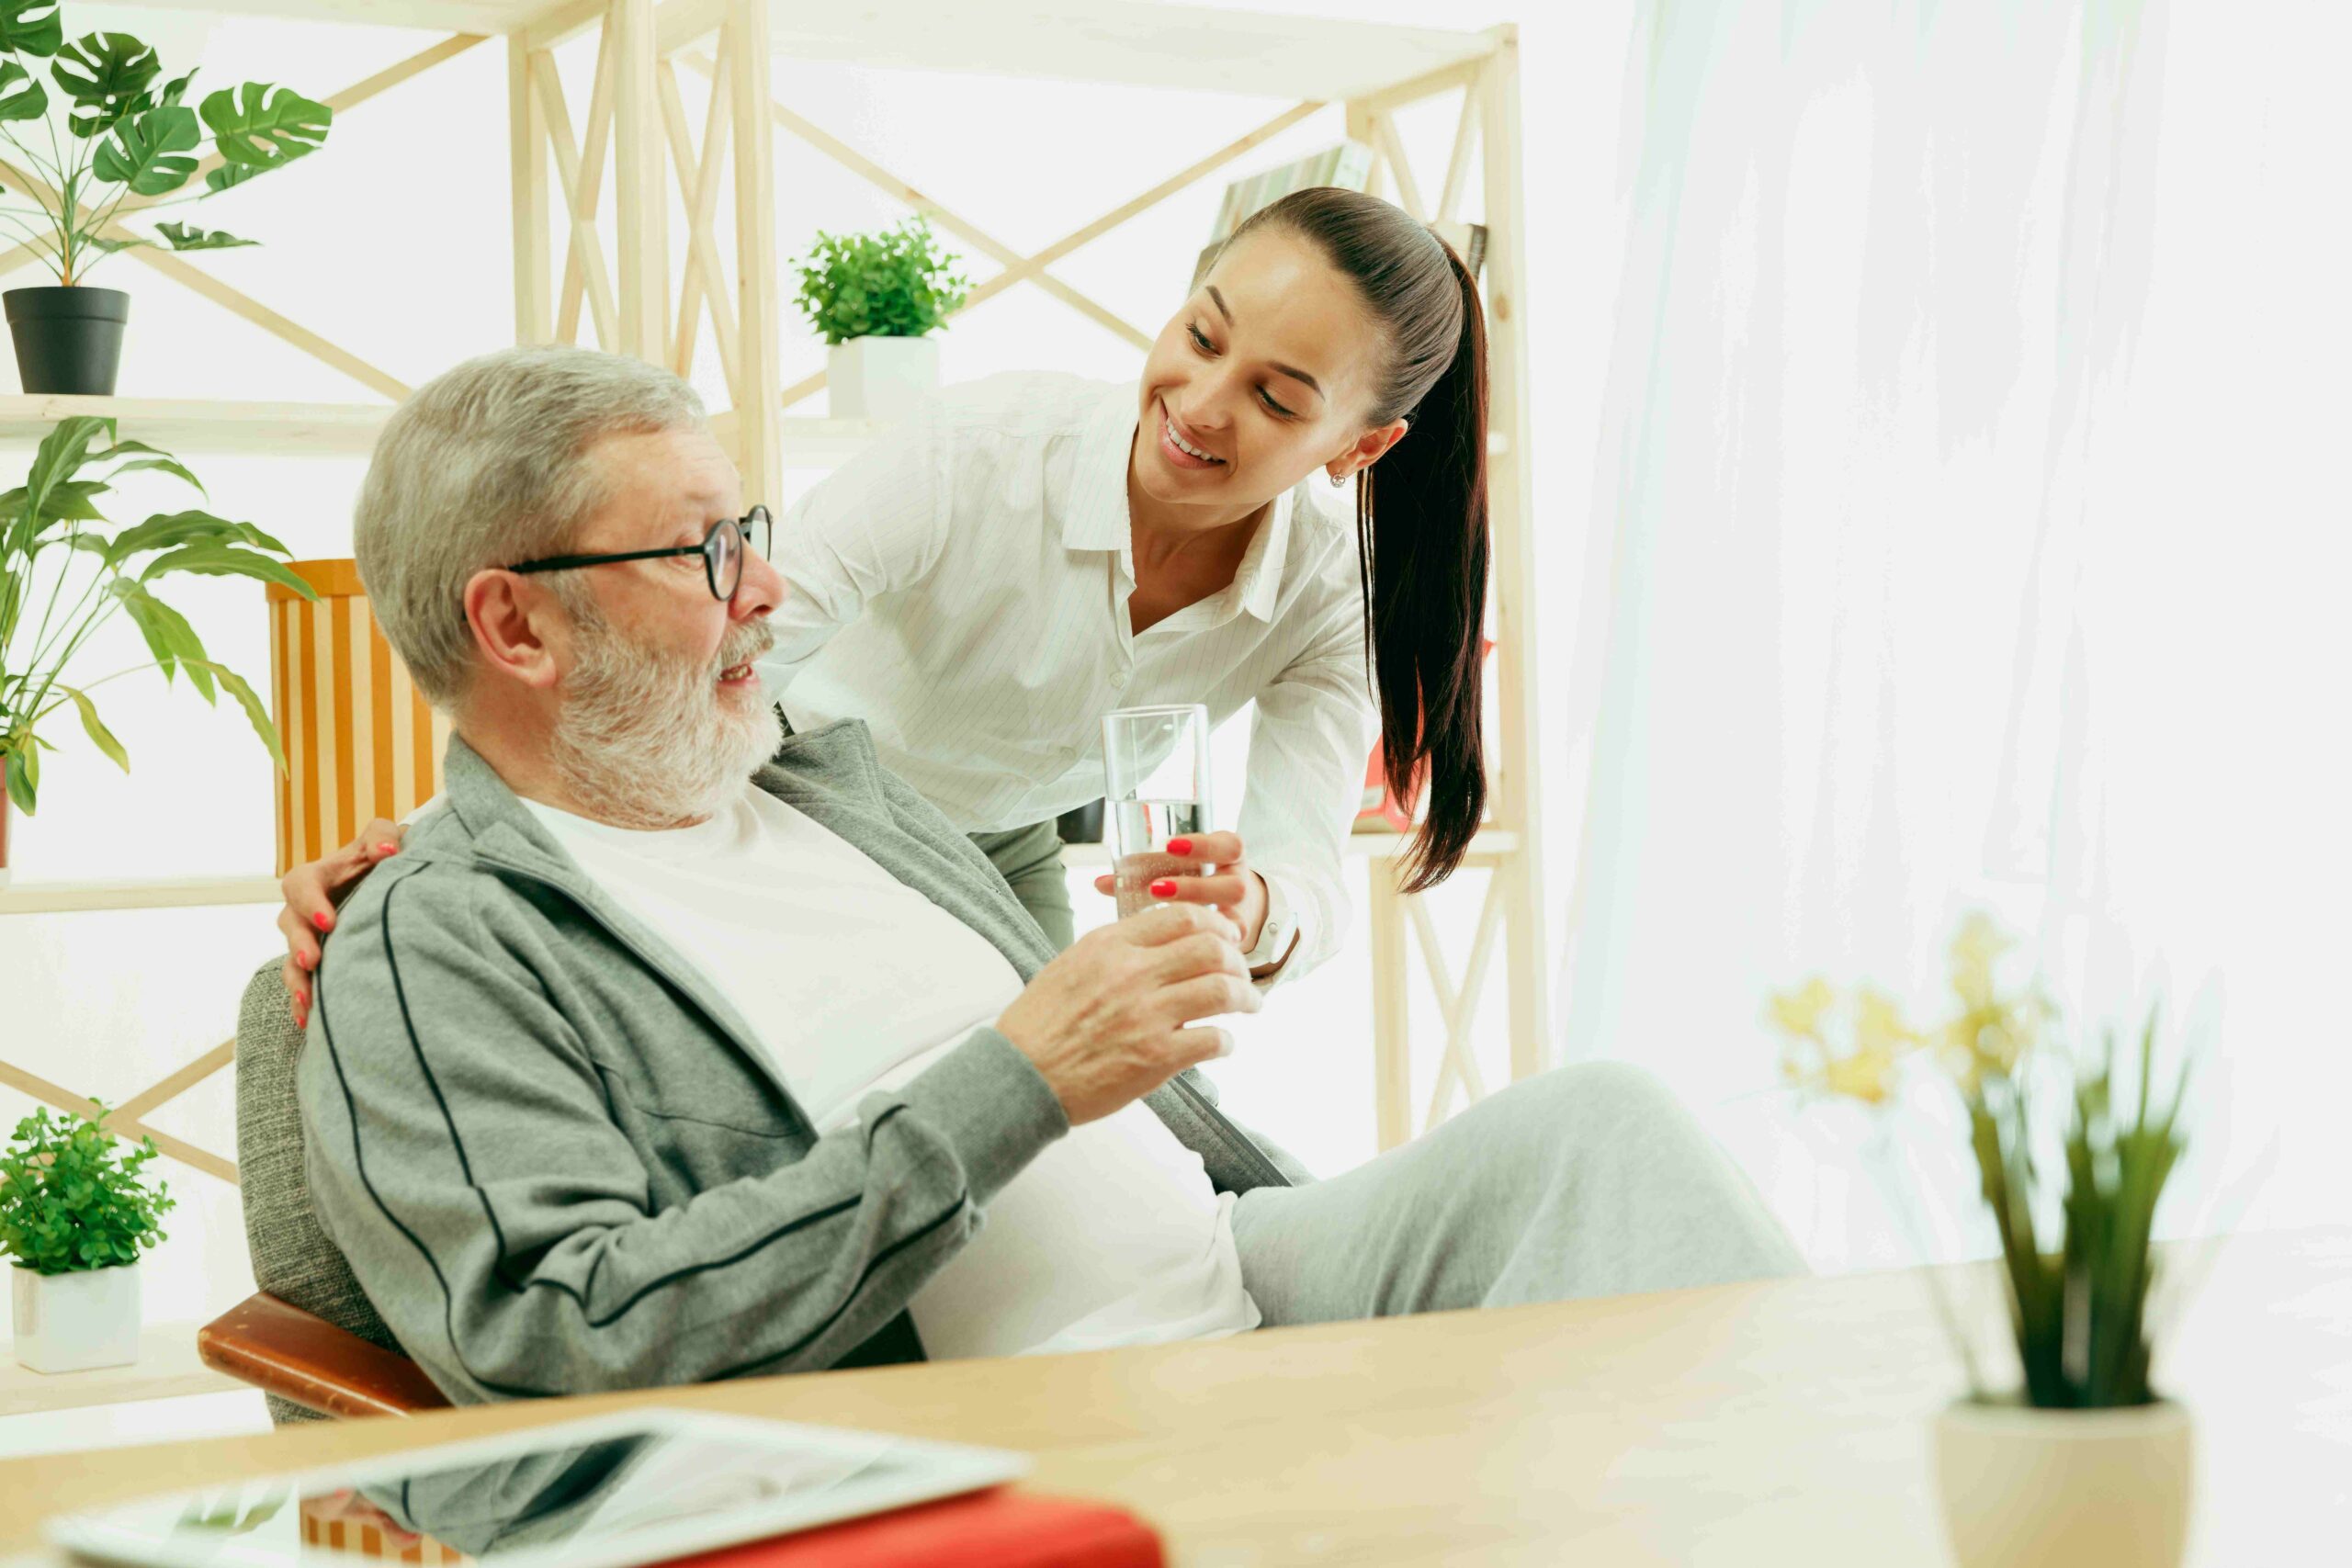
[1768,913,2191,1408]
[0,1100,174,1274]
[0,3,333,286]
[792,216,971,346]
[1,414,310,816]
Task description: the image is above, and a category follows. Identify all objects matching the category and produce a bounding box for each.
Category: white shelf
[0,1323,237,1419]
[708,409,887,465]
[192,1,1499,102]
[0,877,283,916]
[0,395,392,456]
[0,397,902,465]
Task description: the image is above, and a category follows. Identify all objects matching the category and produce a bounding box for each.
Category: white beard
[548,611,782,829]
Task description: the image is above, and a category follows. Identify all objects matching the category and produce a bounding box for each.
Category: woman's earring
[1329,470,1349,489]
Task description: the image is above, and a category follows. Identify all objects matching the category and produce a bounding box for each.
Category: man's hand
[996,902,1259,1125]
[1091,830,1269,952]
[277,818,406,1029]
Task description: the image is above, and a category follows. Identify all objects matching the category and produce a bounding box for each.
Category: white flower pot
[826,334,939,421]
[1934,1397,2193,1568]
[10,1261,141,1373]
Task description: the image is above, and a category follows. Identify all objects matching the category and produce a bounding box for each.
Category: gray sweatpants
[1229,1063,1805,1324]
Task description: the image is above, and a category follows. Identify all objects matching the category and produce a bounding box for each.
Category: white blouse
[756,370,1379,986]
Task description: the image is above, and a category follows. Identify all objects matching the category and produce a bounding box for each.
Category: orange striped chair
[265,559,448,875]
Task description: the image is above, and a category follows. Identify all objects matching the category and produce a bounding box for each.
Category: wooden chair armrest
[198,1292,451,1419]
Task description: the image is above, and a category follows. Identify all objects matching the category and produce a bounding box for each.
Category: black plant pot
[6,286,130,395]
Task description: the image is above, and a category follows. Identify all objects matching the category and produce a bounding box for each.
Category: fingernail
[298,951,314,971]
[312,911,333,932]
[1167,838,1193,856]
[1150,879,1177,897]
[376,842,398,855]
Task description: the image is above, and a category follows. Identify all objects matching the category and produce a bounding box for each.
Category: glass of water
[1102,704,1214,919]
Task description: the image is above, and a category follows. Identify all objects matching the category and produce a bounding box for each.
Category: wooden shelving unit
[3,0,1548,1190]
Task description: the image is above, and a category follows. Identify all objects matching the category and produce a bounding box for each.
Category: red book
[663,1489,1165,1568]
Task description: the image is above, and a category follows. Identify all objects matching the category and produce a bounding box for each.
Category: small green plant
[0,4,334,286]
[1768,913,2191,1408]
[1,414,311,816]
[0,1100,175,1275]
[792,216,970,346]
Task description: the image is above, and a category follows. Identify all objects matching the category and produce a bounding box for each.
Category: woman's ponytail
[1359,245,1487,892]
[1227,187,1490,891]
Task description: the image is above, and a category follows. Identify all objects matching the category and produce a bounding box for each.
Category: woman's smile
[1156,398,1227,472]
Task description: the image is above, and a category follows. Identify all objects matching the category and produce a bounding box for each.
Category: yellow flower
[1817,1042,1901,1105]
[1948,913,2011,1010]
[1853,986,1920,1055]
[1768,976,1838,1040]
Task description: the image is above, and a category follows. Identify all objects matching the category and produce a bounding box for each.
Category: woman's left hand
[1097,830,1269,953]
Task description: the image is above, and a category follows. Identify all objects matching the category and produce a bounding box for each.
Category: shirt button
[1111,669,1130,689]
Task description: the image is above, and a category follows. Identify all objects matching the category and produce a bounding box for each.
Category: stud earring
[1329,470,1349,489]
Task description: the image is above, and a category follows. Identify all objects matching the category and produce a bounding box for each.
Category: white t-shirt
[522,784,1259,1360]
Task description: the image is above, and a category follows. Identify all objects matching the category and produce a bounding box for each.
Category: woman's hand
[278,818,406,1029]
[1095,830,1270,955]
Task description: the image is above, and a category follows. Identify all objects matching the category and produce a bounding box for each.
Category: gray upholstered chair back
[234,960,403,1425]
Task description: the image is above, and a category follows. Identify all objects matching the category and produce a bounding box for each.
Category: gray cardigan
[298,720,1288,1405]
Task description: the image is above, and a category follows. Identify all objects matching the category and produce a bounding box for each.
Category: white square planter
[827,335,940,421]
[11,1261,141,1373]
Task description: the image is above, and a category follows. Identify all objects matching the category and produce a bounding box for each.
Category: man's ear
[1326,416,1411,484]
[462,570,566,692]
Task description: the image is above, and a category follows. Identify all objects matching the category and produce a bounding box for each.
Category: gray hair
[355,344,707,707]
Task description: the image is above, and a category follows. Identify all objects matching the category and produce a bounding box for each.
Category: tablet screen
[51,1410,1030,1568]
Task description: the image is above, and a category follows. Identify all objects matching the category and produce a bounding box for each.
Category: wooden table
[0,1227,2341,1564]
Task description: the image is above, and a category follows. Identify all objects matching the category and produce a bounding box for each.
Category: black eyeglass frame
[505,506,773,601]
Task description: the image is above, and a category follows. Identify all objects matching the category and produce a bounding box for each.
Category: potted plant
[1767,913,2195,1568]
[0,8,333,393]
[0,414,309,886]
[2,1100,175,1371]
[792,215,969,420]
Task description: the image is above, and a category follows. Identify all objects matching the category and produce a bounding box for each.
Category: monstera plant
[0,4,333,392]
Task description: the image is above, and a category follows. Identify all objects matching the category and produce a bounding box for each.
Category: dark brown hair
[1219,186,1488,892]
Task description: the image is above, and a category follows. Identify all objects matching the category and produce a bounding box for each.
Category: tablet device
[48,1407,1032,1568]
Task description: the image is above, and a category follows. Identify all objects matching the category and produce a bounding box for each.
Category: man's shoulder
[320,837,510,978]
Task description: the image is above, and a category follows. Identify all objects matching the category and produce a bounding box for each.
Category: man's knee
[1539,1060,1700,1139]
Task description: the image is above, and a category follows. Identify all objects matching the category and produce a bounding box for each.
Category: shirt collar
[1231,486,1296,624]
[1069,382,1308,626]
[1060,384,1138,553]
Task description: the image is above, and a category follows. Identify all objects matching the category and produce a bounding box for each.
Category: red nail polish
[1167,838,1193,856]
[312,911,333,932]
[1150,879,1177,897]
[376,842,399,855]
[298,951,314,972]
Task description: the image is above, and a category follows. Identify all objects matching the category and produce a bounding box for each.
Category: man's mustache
[717,623,775,671]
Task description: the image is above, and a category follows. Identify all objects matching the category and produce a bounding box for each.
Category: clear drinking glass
[1102,704,1214,918]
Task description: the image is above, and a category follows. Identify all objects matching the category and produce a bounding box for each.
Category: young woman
[279,186,1492,1015]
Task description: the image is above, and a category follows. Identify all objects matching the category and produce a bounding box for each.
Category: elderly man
[299,345,1798,1404]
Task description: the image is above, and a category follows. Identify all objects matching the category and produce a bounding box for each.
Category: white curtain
[1554,0,2350,1269]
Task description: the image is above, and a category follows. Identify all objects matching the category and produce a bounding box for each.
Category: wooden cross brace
[0,1040,238,1185]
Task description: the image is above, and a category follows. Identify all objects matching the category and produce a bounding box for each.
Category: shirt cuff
[1245,873,1301,984]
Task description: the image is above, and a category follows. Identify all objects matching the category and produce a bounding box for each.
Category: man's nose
[733,544,786,620]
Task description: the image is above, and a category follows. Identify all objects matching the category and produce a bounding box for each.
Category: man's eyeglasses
[505,506,773,602]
